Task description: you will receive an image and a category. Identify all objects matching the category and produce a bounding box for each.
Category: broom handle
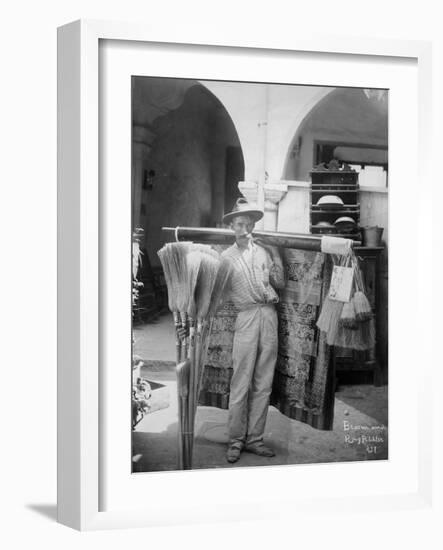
[175,363,185,470]
[180,311,189,359]
[186,323,197,468]
[186,319,207,469]
[188,322,196,419]
[163,226,361,250]
[193,321,205,424]
[194,318,213,417]
[173,311,182,364]
[177,396,184,470]
[193,318,214,469]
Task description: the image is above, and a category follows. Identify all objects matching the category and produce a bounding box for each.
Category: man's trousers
[228,304,278,448]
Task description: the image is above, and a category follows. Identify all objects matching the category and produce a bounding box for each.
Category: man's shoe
[244,443,275,457]
[226,446,241,463]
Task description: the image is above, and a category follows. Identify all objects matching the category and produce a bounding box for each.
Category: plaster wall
[277,182,310,233]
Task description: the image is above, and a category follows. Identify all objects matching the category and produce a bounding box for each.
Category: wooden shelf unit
[309,166,384,385]
[309,168,360,239]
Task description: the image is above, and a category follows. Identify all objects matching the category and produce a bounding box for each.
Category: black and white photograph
[130,76,389,472]
[2,0,439,541]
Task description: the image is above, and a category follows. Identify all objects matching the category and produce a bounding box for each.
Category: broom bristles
[207,259,233,318]
[194,255,220,320]
[191,243,219,258]
[157,246,176,312]
[157,242,193,313]
[171,244,192,313]
[186,250,203,318]
[353,291,372,321]
[317,297,344,332]
[333,317,375,350]
[340,300,358,329]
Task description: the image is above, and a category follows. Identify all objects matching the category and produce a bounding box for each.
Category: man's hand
[253,238,280,260]
[254,238,286,290]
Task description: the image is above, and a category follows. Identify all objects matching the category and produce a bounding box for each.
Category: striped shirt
[221,242,282,310]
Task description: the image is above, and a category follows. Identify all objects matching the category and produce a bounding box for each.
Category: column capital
[264,182,288,211]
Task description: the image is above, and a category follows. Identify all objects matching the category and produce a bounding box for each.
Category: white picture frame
[57,19,433,531]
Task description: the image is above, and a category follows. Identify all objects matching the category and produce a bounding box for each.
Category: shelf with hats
[309,160,360,240]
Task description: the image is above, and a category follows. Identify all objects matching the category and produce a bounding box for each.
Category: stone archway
[280,88,336,180]
[131,77,245,268]
[282,87,388,181]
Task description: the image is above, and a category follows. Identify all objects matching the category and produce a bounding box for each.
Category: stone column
[263,182,288,231]
[132,125,154,239]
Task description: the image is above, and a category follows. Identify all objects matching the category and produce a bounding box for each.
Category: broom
[194,258,233,415]
[206,258,233,320]
[332,256,375,350]
[170,243,193,355]
[183,243,221,366]
[185,250,203,365]
[176,359,191,470]
[157,242,193,363]
[317,254,346,343]
[158,245,182,363]
[187,252,221,467]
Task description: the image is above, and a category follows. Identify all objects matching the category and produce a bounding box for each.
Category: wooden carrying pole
[162,226,361,250]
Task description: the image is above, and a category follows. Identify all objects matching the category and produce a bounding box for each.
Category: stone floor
[132,313,388,472]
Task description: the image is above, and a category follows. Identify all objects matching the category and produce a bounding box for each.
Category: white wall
[204,81,333,183]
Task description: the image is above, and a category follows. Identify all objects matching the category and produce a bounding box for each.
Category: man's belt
[237,302,277,312]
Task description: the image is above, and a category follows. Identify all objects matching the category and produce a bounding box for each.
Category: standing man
[221,198,285,463]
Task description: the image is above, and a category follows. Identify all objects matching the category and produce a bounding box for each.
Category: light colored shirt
[221,242,280,309]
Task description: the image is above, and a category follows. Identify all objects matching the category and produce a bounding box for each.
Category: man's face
[231,215,255,243]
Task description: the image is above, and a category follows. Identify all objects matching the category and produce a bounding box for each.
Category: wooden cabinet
[333,246,384,386]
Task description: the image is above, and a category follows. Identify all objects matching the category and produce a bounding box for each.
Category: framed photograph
[57,19,433,530]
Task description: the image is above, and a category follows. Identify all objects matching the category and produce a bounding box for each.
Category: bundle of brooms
[157,242,232,469]
[316,250,374,350]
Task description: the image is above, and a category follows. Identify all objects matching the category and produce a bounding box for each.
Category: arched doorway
[283,87,388,182]
[132,77,244,263]
[132,76,245,317]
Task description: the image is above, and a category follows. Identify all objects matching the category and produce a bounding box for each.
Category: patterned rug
[199,249,336,431]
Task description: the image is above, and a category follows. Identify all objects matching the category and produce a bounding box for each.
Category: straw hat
[222,197,264,225]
